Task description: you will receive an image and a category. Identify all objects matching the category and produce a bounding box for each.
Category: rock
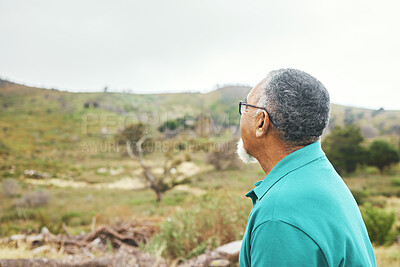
[41,227,50,235]
[210,259,230,267]
[24,169,50,179]
[109,167,124,176]
[10,234,25,241]
[32,245,52,255]
[97,167,108,174]
[178,240,243,267]
[215,240,242,259]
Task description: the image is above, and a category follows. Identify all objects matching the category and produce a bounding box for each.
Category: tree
[117,123,188,202]
[322,125,367,174]
[367,140,400,174]
[115,122,147,154]
[344,108,355,125]
[126,136,188,202]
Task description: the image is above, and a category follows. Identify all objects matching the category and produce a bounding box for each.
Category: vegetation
[2,178,20,198]
[323,125,367,174]
[158,117,193,133]
[368,140,400,174]
[361,204,397,246]
[145,193,250,260]
[119,123,191,202]
[1,80,400,264]
[323,127,400,176]
[15,190,51,208]
[206,140,241,170]
[115,122,147,147]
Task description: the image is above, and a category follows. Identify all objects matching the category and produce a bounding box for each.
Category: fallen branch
[1,220,158,255]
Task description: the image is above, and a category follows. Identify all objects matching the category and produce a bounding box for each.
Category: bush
[323,125,367,174]
[391,178,400,187]
[361,204,397,246]
[145,193,250,260]
[2,178,21,197]
[114,122,152,154]
[206,140,241,170]
[351,189,369,206]
[184,153,191,162]
[0,140,10,156]
[159,119,179,132]
[15,190,51,208]
[368,140,400,174]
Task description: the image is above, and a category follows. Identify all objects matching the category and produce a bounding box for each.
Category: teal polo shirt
[239,142,376,267]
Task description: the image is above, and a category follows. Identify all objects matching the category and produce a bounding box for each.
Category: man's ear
[255,110,270,138]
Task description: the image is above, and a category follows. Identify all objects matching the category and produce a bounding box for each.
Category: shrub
[206,140,241,170]
[368,140,400,174]
[0,140,10,156]
[184,153,191,162]
[114,122,152,154]
[15,190,51,208]
[2,178,21,198]
[392,178,400,187]
[361,204,397,246]
[145,193,250,260]
[351,189,369,206]
[323,125,367,174]
[159,119,179,132]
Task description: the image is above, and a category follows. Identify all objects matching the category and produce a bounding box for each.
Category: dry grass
[0,243,65,259]
[374,245,400,267]
[0,244,33,259]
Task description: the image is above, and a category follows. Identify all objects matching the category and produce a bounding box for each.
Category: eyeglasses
[239,100,274,124]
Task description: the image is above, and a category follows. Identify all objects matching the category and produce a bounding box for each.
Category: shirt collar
[245,141,325,203]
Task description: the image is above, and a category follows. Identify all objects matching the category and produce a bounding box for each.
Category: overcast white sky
[0,0,399,110]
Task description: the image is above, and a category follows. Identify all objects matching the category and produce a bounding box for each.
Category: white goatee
[236,138,258,164]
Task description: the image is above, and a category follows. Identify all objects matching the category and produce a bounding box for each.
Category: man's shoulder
[275,156,350,206]
[250,159,354,232]
[241,148,376,267]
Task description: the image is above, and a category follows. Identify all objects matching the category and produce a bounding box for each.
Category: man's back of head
[259,68,330,147]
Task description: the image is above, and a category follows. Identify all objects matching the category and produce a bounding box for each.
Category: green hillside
[1,79,398,180]
[0,78,399,181]
[1,80,399,155]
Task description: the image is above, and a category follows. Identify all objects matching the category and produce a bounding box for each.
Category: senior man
[237,69,376,267]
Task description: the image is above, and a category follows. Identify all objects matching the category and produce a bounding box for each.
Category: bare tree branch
[162,158,181,180]
[126,141,137,160]
[126,138,156,186]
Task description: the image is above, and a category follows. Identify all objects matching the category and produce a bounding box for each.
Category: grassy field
[1,153,400,261]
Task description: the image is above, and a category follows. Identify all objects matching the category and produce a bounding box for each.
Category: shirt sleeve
[250,220,328,267]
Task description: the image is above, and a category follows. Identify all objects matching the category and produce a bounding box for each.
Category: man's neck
[254,138,302,175]
[257,149,288,175]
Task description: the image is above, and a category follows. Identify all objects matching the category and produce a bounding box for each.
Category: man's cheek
[240,119,245,137]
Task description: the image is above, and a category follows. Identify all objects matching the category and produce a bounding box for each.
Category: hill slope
[0,79,399,160]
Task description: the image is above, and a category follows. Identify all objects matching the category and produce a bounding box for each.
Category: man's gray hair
[257,68,330,147]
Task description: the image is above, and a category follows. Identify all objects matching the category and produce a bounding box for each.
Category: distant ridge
[0,80,399,139]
